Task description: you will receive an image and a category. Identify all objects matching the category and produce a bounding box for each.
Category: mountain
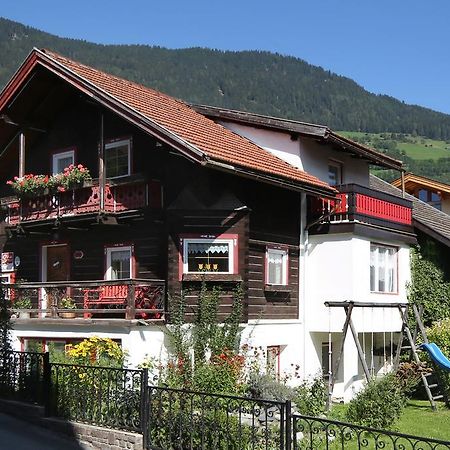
[1,17,450,141]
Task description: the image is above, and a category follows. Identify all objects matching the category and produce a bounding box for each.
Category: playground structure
[324,301,450,411]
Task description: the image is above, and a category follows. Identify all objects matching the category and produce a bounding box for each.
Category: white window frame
[0,273,12,300]
[104,138,131,179]
[182,238,235,274]
[52,150,75,175]
[105,246,133,280]
[328,160,342,186]
[370,243,398,294]
[265,247,288,285]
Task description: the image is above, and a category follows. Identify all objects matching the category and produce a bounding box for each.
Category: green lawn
[329,400,450,441]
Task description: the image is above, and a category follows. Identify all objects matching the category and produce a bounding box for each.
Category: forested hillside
[2,17,450,140]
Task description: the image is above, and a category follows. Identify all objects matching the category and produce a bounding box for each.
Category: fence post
[43,352,51,417]
[285,399,292,450]
[140,368,149,450]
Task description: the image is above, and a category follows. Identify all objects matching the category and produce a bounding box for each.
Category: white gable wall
[219,121,370,186]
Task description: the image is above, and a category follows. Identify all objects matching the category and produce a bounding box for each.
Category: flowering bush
[66,336,126,367]
[6,164,92,197]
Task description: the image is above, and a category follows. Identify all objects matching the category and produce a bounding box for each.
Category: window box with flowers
[7,164,92,198]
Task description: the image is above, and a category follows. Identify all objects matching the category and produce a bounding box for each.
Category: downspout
[401,170,405,199]
[299,192,308,380]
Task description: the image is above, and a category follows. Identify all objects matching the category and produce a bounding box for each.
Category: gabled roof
[192,104,404,171]
[0,48,336,197]
[392,172,450,195]
[370,174,450,248]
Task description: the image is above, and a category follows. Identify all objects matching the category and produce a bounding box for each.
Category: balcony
[310,183,413,233]
[6,278,166,324]
[3,178,161,226]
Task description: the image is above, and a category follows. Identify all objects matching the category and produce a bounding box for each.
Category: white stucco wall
[219,121,370,186]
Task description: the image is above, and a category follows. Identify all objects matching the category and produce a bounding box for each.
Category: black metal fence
[0,350,47,404]
[49,363,144,432]
[1,351,450,450]
[293,414,450,450]
[146,385,291,450]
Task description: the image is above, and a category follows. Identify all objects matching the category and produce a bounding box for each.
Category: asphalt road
[0,413,92,450]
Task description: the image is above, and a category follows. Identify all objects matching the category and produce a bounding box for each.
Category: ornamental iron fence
[145,385,291,450]
[292,414,450,450]
[1,352,450,450]
[49,362,144,432]
[0,350,47,404]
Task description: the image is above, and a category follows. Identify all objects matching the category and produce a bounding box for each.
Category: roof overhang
[392,172,450,195]
[192,104,404,171]
[0,49,337,199]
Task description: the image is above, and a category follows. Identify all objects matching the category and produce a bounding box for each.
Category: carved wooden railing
[5,278,166,321]
[4,179,161,225]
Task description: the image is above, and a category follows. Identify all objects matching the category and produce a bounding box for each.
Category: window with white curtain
[370,244,397,293]
[266,247,288,285]
[105,246,132,280]
[183,239,235,273]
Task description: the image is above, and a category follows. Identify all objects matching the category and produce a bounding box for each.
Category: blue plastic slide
[419,343,450,372]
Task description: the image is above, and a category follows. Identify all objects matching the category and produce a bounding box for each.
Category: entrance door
[42,245,70,313]
[45,245,70,282]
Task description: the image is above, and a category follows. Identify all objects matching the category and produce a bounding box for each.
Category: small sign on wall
[73,250,84,260]
[1,252,14,272]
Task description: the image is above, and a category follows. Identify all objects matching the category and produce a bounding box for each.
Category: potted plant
[58,164,92,191]
[59,297,77,318]
[14,297,32,319]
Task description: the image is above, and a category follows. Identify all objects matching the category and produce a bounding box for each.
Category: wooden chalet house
[0,49,415,401]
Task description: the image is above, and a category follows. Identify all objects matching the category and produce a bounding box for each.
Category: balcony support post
[125,281,136,320]
[401,170,405,199]
[19,132,25,178]
[98,112,105,212]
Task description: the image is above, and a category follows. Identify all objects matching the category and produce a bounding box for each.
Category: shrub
[345,374,406,429]
[247,373,296,402]
[294,375,327,416]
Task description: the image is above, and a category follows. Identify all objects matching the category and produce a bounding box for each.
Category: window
[266,247,288,285]
[267,346,281,379]
[370,244,397,293]
[52,150,75,175]
[418,189,441,210]
[328,161,342,186]
[105,246,133,280]
[105,138,131,179]
[183,238,236,274]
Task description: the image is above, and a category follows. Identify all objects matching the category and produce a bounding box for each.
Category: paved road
[0,413,92,450]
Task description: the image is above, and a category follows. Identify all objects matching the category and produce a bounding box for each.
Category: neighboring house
[0,49,415,402]
[372,175,450,278]
[392,172,450,214]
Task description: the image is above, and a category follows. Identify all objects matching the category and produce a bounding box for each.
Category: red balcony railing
[6,278,165,321]
[310,184,413,230]
[5,179,161,225]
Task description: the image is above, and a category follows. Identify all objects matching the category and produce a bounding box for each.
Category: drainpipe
[19,132,25,178]
[299,192,308,380]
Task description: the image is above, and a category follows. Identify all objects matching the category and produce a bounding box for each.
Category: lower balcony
[6,278,166,324]
[4,178,161,226]
[310,183,414,234]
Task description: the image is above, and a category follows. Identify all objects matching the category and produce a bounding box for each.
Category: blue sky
[2,0,450,113]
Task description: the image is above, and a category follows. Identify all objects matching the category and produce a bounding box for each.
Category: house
[0,49,414,402]
[392,172,450,214]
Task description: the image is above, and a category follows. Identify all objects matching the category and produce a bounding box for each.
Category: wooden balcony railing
[5,278,165,321]
[4,179,161,226]
[311,183,413,231]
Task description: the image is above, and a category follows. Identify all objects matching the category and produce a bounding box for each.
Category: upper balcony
[309,183,414,235]
[2,177,162,227]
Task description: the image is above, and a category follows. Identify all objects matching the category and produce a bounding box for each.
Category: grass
[328,399,450,441]
[338,131,450,161]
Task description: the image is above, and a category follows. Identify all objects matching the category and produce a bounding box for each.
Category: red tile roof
[33,50,336,194]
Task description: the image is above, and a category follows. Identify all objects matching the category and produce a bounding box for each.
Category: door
[42,245,70,313]
[45,245,70,282]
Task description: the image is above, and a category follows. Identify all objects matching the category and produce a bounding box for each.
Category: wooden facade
[0,84,302,323]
